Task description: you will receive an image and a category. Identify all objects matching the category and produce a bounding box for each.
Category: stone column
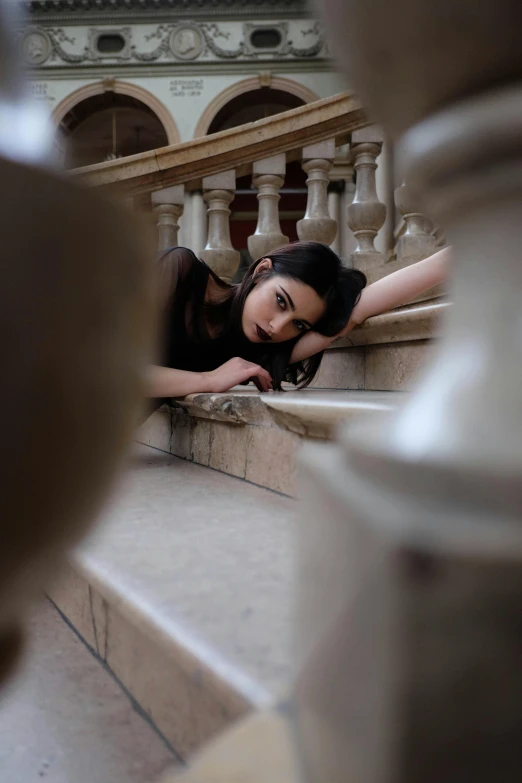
[190,189,207,257]
[297,139,338,246]
[199,170,240,282]
[177,189,192,249]
[346,125,387,271]
[151,185,184,253]
[329,154,353,257]
[374,139,396,259]
[327,183,343,253]
[248,154,288,260]
[341,178,358,261]
[394,180,437,263]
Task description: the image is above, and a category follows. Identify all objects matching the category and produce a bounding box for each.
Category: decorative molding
[88,27,132,61]
[19,26,88,65]
[243,22,288,56]
[19,28,53,65]
[26,57,334,79]
[51,79,181,144]
[130,21,246,63]
[25,0,309,24]
[193,75,320,138]
[169,25,204,60]
[20,19,327,68]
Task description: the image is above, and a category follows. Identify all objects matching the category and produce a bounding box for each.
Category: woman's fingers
[251,375,271,392]
[253,367,273,392]
[240,362,272,392]
[251,376,265,392]
[212,358,273,393]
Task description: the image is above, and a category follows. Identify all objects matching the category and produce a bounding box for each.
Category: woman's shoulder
[159,245,201,274]
[159,246,207,303]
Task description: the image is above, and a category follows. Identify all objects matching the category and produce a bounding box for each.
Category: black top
[159,246,272,374]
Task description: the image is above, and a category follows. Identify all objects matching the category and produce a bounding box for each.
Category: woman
[146,242,449,398]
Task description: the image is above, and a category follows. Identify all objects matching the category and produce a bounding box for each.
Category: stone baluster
[151,185,184,253]
[247,154,288,260]
[297,2,522,783]
[199,170,240,283]
[297,140,338,246]
[394,180,437,263]
[346,126,386,270]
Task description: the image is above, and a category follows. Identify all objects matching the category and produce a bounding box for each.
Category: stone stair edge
[173,388,404,430]
[71,548,272,712]
[337,297,449,347]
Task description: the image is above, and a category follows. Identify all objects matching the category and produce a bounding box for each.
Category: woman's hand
[203,357,273,393]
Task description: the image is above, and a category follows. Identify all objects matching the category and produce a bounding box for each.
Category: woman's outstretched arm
[290,246,451,364]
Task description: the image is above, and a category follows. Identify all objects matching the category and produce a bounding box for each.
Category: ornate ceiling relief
[19,19,327,67]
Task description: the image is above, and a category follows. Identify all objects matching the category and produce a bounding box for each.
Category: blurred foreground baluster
[296,2,522,782]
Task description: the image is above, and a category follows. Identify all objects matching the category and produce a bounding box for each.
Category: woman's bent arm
[290,246,450,364]
[145,366,209,398]
[145,358,273,397]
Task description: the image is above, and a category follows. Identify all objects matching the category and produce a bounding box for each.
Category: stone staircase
[43,93,446,771]
[46,304,442,765]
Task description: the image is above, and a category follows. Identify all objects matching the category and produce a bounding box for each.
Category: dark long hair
[205,241,366,390]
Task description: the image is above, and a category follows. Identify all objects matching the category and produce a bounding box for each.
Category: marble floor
[0,599,178,783]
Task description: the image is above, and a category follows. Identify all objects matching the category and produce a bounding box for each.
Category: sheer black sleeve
[158,246,198,309]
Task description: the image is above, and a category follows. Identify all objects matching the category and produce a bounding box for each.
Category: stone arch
[193,75,320,138]
[52,79,180,145]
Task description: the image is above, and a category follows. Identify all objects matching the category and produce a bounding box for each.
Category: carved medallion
[20,29,52,66]
[169,25,204,60]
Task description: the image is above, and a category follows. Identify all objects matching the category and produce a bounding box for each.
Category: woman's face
[242,260,326,344]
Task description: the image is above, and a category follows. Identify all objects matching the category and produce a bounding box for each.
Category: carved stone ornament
[20,28,52,65]
[20,20,325,67]
[243,22,288,56]
[169,25,204,60]
[88,27,132,61]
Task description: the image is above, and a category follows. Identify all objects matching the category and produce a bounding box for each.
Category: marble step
[311,299,448,391]
[47,445,295,762]
[137,389,403,496]
[0,599,177,783]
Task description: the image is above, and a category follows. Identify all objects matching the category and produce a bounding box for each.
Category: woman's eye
[276,293,286,310]
[294,320,306,332]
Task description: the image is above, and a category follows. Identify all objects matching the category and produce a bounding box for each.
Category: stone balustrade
[76,92,438,287]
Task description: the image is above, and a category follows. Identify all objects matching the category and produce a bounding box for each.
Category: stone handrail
[72,92,367,196]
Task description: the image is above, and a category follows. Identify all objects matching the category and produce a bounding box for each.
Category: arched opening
[59,92,169,169]
[207,87,305,134]
[206,87,309,277]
